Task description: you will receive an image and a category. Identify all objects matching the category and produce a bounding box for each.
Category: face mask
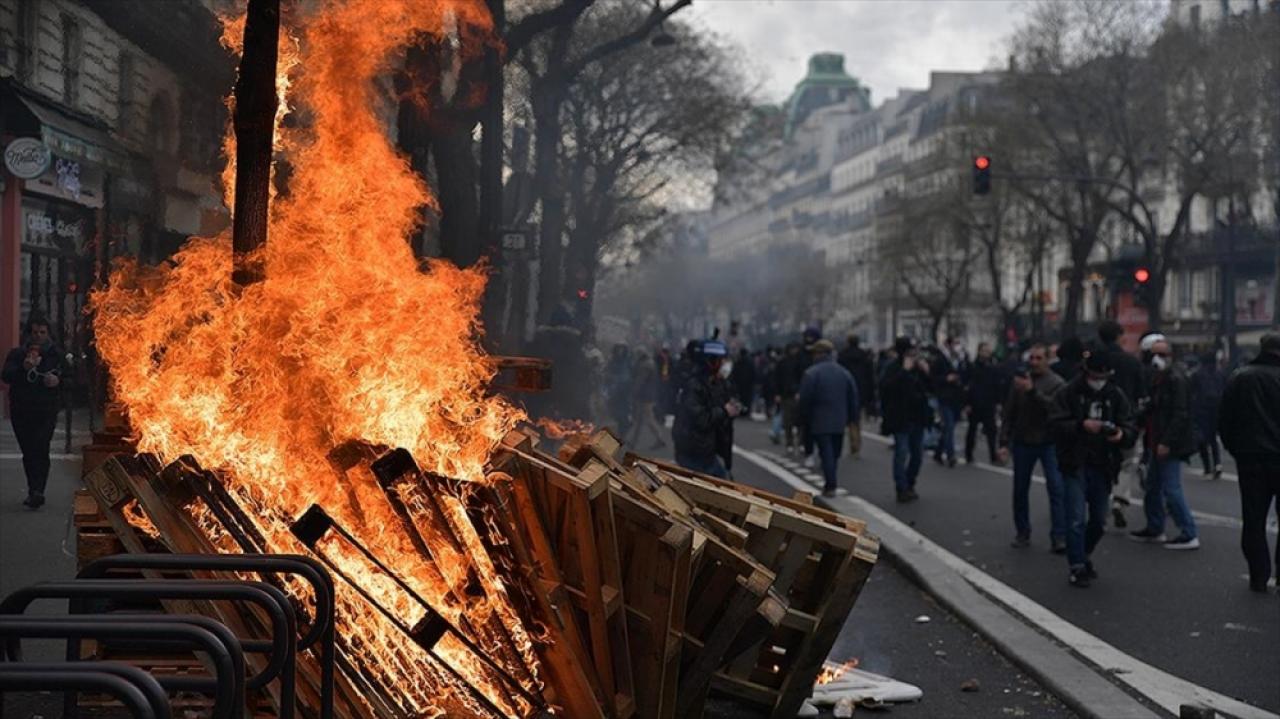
[1151,355,1168,371]
[1087,378,1107,392]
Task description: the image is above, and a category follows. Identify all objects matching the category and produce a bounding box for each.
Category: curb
[809,492,1164,719]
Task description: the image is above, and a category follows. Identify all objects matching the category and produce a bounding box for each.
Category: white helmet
[1139,333,1167,352]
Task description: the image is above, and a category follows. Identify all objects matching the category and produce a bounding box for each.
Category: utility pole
[231,0,281,288]
[1220,197,1239,364]
[480,0,507,348]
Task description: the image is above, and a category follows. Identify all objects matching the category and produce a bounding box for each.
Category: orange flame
[91,0,541,715]
[816,658,860,685]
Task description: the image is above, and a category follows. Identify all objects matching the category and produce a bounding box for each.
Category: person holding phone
[1049,350,1137,587]
[998,344,1067,551]
[2,314,66,509]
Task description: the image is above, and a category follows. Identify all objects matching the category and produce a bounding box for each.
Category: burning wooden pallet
[75,427,877,718]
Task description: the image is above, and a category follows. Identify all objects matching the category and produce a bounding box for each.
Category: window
[117,52,134,131]
[1178,270,1193,311]
[1189,3,1201,28]
[16,0,37,81]
[148,93,175,155]
[61,14,82,105]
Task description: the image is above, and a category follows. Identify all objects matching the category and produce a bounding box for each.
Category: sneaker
[1068,567,1091,588]
[1111,506,1128,529]
[821,487,838,498]
[1248,579,1269,593]
[1163,535,1200,550]
[905,488,920,502]
[1128,528,1166,543]
[896,490,911,503]
[22,492,44,509]
[1212,465,1223,480]
[1010,535,1030,549]
[1050,538,1067,554]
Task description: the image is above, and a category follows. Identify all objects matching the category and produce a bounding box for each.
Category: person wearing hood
[879,337,932,502]
[1097,321,1147,529]
[798,339,859,496]
[1130,338,1200,550]
[1189,351,1226,479]
[672,340,740,478]
[2,314,67,509]
[1217,333,1280,593]
[1049,350,1138,587]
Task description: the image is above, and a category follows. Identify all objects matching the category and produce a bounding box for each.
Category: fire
[534,417,595,439]
[816,658,860,685]
[90,0,544,715]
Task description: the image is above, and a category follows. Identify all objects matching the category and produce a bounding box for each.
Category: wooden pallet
[495,430,637,719]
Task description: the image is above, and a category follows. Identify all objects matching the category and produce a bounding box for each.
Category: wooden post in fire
[231,0,281,287]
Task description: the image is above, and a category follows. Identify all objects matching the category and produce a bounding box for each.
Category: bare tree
[889,190,982,342]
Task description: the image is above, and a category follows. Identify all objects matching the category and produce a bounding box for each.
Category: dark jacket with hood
[1049,375,1138,474]
[2,340,66,414]
[1143,365,1195,459]
[1218,351,1280,465]
[879,360,932,434]
[838,343,877,412]
[672,368,734,462]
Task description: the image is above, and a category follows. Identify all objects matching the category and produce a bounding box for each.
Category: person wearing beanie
[1049,350,1138,587]
[879,337,932,502]
[1218,333,1280,592]
[797,339,859,496]
[1130,338,1200,550]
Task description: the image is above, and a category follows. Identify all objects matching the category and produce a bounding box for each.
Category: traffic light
[972,156,991,195]
[1133,267,1150,284]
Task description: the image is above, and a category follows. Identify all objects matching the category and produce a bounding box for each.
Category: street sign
[4,137,52,179]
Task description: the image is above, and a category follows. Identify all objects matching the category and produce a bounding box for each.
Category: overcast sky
[683,0,1030,105]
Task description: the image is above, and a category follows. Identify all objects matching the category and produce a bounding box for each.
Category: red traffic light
[576,288,590,300]
[1134,268,1150,283]
[974,156,990,170]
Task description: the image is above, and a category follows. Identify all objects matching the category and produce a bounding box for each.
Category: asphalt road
[726,417,1280,715]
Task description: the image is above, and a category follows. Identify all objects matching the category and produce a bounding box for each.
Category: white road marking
[0,453,80,461]
[734,445,1280,719]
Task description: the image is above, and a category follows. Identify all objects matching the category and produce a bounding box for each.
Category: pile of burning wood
[77,421,877,719]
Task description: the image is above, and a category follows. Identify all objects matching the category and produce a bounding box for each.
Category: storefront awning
[1,80,129,172]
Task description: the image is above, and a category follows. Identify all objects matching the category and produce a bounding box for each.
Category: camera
[1099,421,1117,434]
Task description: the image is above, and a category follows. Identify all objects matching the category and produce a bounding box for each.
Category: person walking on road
[1217,333,1280,593]
[932,337,967,468]
[838,334,876,458]
[997,344,1068,552]
[1130,339,1200,550]
[773,342,806,456]
[2,314,66,509]
[626,349,667,450]
[798,339,859,497]
[965,342,1003,465]
[880,337,932,503]
[672,340,740,478]
[1189,352,1226,479]
[1049,351,1138,587]
[729,347,757,415]
[1096,321,1146,529]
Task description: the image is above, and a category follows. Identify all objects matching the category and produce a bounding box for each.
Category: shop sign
[25,152,105,209]
[4,138,52,179]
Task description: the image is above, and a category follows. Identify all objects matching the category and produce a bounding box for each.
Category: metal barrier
[0,615,243,719]
[0,579,296,719]
[0,661,171,719]
[77,553,335,719]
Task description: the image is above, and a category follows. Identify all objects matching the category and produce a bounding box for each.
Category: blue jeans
[892,427,924,492]
[1012,442,1066,541]
[675,452,727,479]
[814,432,844,491]
[1143,457,1197,538]
[936,405,958,460]
[1064,467,1112,568]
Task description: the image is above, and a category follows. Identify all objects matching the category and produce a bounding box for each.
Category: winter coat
[2,343,66,415]
[729,356,756,402]
[1218,352,1280,465]
[966,358,1004,412]
[1048,375,1138,475]
[1189,364,1226,443]
[837,345,877,412]
[773,353,806,398]
[931,352,967,410]
[879,360,932,434]
[1101,341,1146,406]
[1000,370,1065,447]
[1143,368,1195,459]
[797,356,859,435]
[672,371,734,461]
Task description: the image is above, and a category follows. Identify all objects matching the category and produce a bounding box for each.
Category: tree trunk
[231,0,280,287]
[532,80,568,323]
[395,53,434,259]
[433,125,481,267]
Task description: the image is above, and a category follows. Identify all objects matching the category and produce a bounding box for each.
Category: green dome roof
[785,53,870,138]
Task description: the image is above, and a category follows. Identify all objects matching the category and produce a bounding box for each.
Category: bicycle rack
[78,553,335,719]
[0,615,243,719]
[0,580,296,719]
[0,661,171,719]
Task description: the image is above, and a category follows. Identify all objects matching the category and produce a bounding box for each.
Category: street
[721,417,1280,716]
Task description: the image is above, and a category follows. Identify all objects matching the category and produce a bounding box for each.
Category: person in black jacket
[965,342,1003,465]
[1218,333,1280,592]
[1189,353,1226,479]
[672,340,740,478]
[729,347,757,412]
[1097,321,1147,529]
[931,337,967,468]
[772,343,806,456]
[879,337,932,502]
[1049,351,1138,587]
[838,334,876,457]
[1130,339,1199,549]
[2,315,66,509]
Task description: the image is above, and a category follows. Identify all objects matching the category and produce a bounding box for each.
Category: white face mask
[1151,355,1168,371]
[1087,378,1107,392]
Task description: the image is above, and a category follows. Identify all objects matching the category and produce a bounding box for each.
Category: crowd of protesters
[587,320,1278,594]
